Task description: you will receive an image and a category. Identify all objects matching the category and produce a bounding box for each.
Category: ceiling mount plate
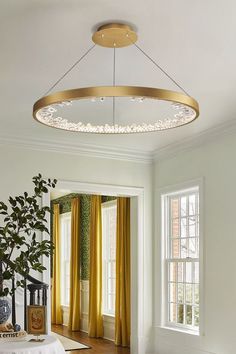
[92,23,138,48]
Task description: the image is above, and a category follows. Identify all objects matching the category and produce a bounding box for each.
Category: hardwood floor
[52,325,130,354]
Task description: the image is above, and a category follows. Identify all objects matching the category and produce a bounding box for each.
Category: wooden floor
[52,325,130,354]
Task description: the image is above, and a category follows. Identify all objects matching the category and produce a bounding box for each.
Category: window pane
[178,262,184,282]
[108,294,114,311]
[186,305,192,325]
[196,194,199,215]
[169,262,177,282]
[110,246,116,259]
[171,239,180,258]
[181,197,187,217]
[112,278,116,293]
[194,285,199,305]
[189,194,196,215]
[108,261,116,277]
[169,303,177,322]
[172,218,179,238]
[186,262,192,283]
[169,283,176,303]
[194,307,199,326]
[177,304,184,324]
[188,216,199,238]
[186,284,193,304]
[189,216,197,237]
[171,198,179,219]
[194,262,199,283]
[108,279,115,294]
[66,276,70,288]
[181,218,187,237]
[177,283,184,303]
[196,217,199,237]
[66,262,70,275]
[188,238,197,257]
[180,238,187,258]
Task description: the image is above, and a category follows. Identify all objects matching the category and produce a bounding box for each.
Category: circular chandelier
[33,23,199,134]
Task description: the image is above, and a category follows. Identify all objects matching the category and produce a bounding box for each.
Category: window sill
[61,305,69,311]
[103,313,115,317]
[102,313,115,322]
[157,325,200,337]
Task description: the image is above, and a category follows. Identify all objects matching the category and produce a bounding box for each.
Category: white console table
[0,335,65,354]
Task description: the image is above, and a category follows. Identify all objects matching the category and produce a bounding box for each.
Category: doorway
[42,179,145,354]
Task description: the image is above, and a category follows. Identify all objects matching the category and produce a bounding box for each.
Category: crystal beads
[36,100,196,134]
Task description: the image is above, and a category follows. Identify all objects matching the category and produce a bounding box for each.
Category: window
[102,200,117,316]
[60,212,71,306]
[162,187,200,332]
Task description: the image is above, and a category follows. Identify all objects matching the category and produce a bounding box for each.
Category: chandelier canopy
[33,23,199,134]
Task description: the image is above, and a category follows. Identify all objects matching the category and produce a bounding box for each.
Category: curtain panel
[115,197,131,347]
[68,197,81,331]
[88,195,103,338]
[51,204,63,324]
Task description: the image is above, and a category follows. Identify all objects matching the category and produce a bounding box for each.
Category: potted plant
[0,174,57,326]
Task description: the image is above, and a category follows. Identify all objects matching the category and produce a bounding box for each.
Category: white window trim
[102,199,117,317]
[60,211,71,307]
[156,178,204,336]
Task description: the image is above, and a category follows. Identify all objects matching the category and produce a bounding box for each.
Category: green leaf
[0,202,8,211]
[9,197,17,207]
[0,173,56,295]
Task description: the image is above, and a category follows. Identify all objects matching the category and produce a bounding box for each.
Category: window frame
[161,180,204,335]
[60,211,72,307]
[102,199,117,317]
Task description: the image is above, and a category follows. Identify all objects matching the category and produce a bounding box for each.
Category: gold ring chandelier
[33,23,199,134]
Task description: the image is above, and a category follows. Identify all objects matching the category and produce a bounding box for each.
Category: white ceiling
[0,0,235,153]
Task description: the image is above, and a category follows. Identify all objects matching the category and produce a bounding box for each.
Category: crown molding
[0,118,235,165]
[0,134,152,164]
[153,118,236,161]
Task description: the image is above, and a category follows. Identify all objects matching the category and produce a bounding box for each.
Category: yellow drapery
[88,195,103,337]
[51,204,63,324]
[115,197,131,347]
[68,197,81,331]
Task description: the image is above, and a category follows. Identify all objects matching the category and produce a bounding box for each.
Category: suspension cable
[130,40,190,96]
[43,44,96,96]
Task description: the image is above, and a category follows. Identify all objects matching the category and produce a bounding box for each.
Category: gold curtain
[115,197,131,347]
[88,195,103,338]
[68,197,81,331]
[51,204,63,324]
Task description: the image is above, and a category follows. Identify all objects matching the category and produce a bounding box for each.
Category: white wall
[3,128,235,354]
[153,131,236,354]
[0,144,153,353]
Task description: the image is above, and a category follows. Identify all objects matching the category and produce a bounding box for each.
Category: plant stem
[0,260,3,294]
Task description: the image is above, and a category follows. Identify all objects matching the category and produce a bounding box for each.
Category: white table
[0,335,66,354]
